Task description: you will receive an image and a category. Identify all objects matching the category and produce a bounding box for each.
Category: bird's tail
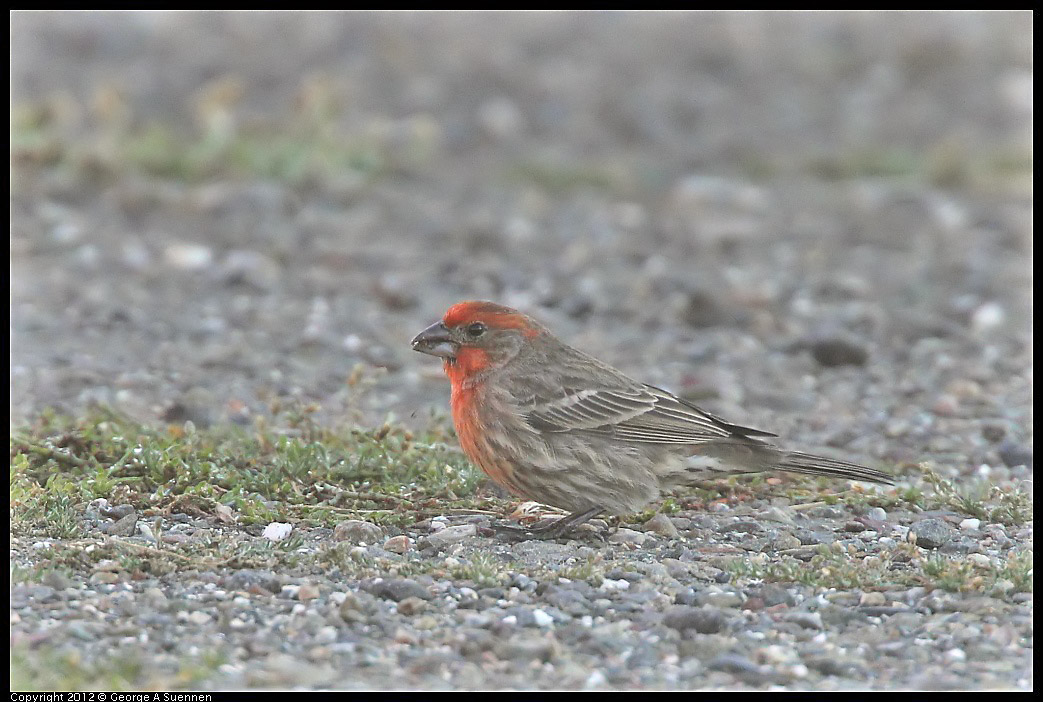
[776,451,893,485]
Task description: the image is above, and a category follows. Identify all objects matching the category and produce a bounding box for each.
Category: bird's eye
[465,322,487,338]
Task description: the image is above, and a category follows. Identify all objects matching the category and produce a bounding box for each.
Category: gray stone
[362,578,432,602]
[808,336,869,367]
[643,513,679,537]
[663,605,729,634]
[333,520,384,544]
[782,611,824,630]
[911,518,955,549]
[997,441,1032,468]
[101,512,138,536]
[420,524,476,549]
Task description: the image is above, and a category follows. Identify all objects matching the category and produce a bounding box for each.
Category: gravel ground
[10,11,1033,691]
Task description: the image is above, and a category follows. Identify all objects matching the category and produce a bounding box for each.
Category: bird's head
[411,300,544,376]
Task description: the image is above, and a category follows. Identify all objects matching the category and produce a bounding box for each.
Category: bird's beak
[411,321,458,359]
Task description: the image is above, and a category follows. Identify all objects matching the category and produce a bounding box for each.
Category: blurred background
[10,11,1032,477]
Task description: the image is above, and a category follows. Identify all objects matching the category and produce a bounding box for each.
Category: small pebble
[859,592,886,607]
[89,572,119,585]
[867,507,887,522]
[164,242,213,270]
[421,524,476,549]
[809,336,869,367]
[187,611,211,625]
[297,583,320,601]
[383,535,412,554]
[608,528,649,545]
[263,522,293,542]
[643,513,679,537]
[959,518,981,531]
[333,520,384,544]
[663,605,729,634]
[532,609,554,627]
[910,518,954,549]
[397,597,427,616]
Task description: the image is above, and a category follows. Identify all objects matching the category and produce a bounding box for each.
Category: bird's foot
[488,506,606,542]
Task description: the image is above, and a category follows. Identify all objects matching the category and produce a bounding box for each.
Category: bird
[411,300,892,538]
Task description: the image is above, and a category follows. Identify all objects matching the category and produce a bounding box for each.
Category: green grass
[725,543,898,591]
[803,143,1031,191]
[558,554,606,586]
[725,541,1033,595]
[919,465,1032,527]
[10,408,1032,601]
[10,406,490,540]
[10,93,420,185]
[450,551,509,588]
[505,160,622,193]
[772,462,1031,529]
[10,644,227,691]
[120,121,389,184]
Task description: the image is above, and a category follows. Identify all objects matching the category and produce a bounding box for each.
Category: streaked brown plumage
[412,301,892,536]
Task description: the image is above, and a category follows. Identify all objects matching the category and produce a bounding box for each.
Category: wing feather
[523,383,775,445]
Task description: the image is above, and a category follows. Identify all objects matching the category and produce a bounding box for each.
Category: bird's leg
[531,506,605,537]
[493,506,605,540]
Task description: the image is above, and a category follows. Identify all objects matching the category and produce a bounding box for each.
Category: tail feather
[778,451,893,485]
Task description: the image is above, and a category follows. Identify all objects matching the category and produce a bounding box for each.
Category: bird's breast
[450,383,526,497]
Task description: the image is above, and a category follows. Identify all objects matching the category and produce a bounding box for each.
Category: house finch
[411,300,892,537]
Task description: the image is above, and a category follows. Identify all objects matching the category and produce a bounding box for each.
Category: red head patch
[443,301,542,336]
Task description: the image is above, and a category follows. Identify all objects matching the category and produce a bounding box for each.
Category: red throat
[444,346,491,387]
[445,347,492,453]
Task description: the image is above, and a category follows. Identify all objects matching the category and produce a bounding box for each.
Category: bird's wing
[523,384,776,444]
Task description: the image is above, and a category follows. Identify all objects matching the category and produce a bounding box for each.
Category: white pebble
[944,648,967,663]
[478,97,525,140]
[315,626,338,644]
[960,518,981,531]
[164,243,213,270]
[532,609,554,627]
[342,334,363,353]
[599,578,630,591]
[263,522,293,542]
[424,524,476,548]
[584,670,607,690]
[187,611,211,625]
[971,302,1005,333]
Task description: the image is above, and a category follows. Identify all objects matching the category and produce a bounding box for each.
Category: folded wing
[524,384,776,445]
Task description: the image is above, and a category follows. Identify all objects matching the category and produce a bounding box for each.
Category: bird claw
[488,520,556,542]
